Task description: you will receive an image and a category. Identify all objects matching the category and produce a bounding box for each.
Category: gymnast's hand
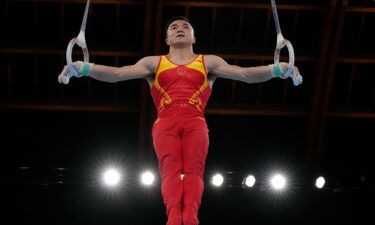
[58,61,87,84]
[273,62,303,86]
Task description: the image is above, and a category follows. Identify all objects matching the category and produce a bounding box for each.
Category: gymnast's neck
[167,44,196,63]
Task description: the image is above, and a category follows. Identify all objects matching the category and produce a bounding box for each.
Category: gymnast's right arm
[58,56,157,84]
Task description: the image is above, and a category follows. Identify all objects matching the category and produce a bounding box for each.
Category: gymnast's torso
[149,54,213,118]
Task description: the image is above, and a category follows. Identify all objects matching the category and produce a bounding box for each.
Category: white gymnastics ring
[274,33,295,78]
[271,0,301,86]
[60,0,90,84]
[66,32,89,65]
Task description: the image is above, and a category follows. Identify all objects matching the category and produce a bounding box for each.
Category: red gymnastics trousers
[150,55,212,225]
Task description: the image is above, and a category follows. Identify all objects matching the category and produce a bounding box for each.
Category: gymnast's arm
[59,56,158,83]
[88,56,158,83]
[205,55,299,84]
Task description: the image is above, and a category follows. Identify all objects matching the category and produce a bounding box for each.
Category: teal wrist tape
[81,63,92,76]
[272,64,283,77]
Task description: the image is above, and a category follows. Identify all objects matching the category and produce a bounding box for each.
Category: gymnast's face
[165,20,196,47]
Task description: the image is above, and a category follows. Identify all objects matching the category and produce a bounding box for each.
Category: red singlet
[151,54,212,117]
[150,55,211,225]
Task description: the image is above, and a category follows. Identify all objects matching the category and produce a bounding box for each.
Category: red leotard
[151,54,212,225]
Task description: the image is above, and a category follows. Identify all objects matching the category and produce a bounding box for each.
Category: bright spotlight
[141,171,155,186]
[212,173,224,187]
[244,175,256,188]
[315,176,325,189]
[103,168,121,186]
[270,174,286,190]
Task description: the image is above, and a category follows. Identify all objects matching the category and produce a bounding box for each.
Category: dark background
[1,0,375,224]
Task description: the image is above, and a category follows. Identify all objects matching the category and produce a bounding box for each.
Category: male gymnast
[58,16,302,225]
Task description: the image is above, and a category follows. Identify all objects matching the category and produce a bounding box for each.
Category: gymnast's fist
[275,62,303,86]
[57,61,85,84]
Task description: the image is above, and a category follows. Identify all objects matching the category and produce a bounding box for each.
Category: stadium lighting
[103,168,121,187]
[270,174,286,190]
[141,171,155,186]
[315,176,325,189]
[244,175,256,188]
[212,173,224,187]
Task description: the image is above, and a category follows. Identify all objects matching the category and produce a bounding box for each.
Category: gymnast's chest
[157,66,205,87]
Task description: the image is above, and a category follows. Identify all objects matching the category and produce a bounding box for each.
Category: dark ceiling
[1,0,375,224]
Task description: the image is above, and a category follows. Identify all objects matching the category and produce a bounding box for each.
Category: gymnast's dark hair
[164,16,195,39]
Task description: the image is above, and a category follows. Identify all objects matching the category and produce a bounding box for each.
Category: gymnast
[58,13,302,225]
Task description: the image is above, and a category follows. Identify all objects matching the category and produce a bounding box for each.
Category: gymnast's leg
[153,124,184,225]
[181,118,209,225]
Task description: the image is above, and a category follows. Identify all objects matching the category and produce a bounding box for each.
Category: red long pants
[152,104,209,225]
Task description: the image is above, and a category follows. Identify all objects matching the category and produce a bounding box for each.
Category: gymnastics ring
[271,0,301,86]
[60,0,90,84]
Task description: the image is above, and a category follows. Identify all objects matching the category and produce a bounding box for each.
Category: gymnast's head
[164,16,196,47]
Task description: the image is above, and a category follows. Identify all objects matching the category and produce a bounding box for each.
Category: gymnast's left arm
[205,55,301,84]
